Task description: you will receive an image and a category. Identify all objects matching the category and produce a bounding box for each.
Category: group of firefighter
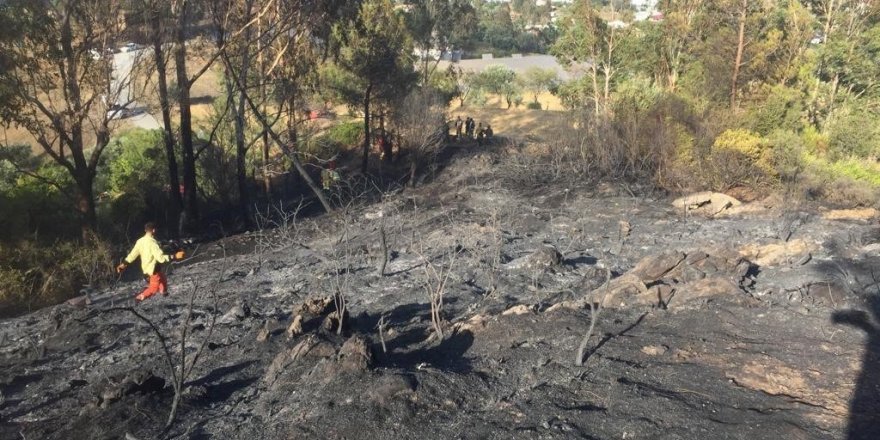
[453,115,493,146]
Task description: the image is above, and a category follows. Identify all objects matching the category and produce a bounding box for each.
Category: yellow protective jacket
[124,234,171,275]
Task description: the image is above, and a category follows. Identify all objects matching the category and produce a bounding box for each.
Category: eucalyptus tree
[0,0,138,235]
[334,0,418,172]
[404,0,477,84]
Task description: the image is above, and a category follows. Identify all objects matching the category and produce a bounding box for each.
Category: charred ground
[2,144,880,440]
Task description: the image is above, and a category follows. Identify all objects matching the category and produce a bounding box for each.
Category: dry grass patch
[449,105,572,143]
[821,208,879,221]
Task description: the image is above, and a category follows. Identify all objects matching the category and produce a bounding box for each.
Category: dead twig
[78,250,229,431]
[377,314,389,353]
[79,306,179,388]
[575,268,612,366]
[377,223,388,276]
[413,234,461,340]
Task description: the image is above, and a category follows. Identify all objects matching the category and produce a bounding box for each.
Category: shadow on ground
[354,301,474,372]
[833,295,880,439]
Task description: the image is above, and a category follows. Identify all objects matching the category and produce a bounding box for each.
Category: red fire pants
[136,272,168,301]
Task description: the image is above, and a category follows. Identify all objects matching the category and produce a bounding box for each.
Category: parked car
[107,103,135,120]
[119,43,139,53]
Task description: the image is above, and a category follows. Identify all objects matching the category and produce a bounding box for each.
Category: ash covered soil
[2,146,880,440]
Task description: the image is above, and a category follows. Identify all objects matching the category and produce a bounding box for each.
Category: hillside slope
[2,145,880,439]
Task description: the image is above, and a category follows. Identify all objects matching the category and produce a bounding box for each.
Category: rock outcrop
[672,192,742,217]
[555,248,755,311]
[505,245,562,271]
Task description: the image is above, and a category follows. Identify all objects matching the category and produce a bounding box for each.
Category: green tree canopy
[521,66,559,105]
[333,0,418,171]
[474,65,522,109]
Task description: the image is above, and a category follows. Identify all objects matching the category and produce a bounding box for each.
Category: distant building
[632,0,661,22]
[414,48,444,61]
[487,0,573,3]
[631,0,659,11]
[437,54,579,81]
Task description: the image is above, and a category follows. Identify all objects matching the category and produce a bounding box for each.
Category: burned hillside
[2,146,880,440]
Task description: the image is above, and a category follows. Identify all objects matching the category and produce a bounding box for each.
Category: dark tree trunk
[75,172,97,238]
[174,2,198,231]
[60,13,97,237]
[262,131,272,195]
[151,15,183,238]
[409,159,418,187]
[362,85,372,174]
[256,14,272,197]
[235,1,254,226]
[730,0,747,110]
[380,112,392,163]
[287,84,299,165]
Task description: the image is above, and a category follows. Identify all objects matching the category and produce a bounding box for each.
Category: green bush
[303,121,365,162]
[805,153,880,186]
[766,129,806,182]
[746,85,804,136]
[325,121,363,148]
[526,101,542,110]
[823,178,880,207]
[712,129,775,175]
[614,75,662,113]
[802,125,830,155]
[196,141,237,207]
[467,89,489,107]
[0,234,115,317]
[799,166,880,208]
[0,262,29,313]
[827,108,880,159]
[428,69,460,105]
[0,159,77,242]
[105,129,165,195]
[100,129,169,236]
[703,149,765,191]
[699,129,773,190]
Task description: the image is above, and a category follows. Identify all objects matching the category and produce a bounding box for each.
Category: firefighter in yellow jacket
[116,222,185,303]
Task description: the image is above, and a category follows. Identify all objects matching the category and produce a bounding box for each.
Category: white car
[107,103,136,120]
[119,43,139,53]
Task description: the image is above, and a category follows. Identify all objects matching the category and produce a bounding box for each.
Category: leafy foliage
[334,0,417,106]
[0,233,114,318]
[473,65,522,108]
[521,66,559,105]
[106,130,166,195]
[826,106,880,159]
[544,0,880,200]
[712,129,774,176]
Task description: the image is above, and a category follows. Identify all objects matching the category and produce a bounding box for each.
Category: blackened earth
[2,147,880,440]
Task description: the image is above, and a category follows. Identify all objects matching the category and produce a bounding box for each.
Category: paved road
[110,52,580,131]
[437,54,586,80]
[111,49,160,130]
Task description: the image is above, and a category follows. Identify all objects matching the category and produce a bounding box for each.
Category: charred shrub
[498,93,692,188]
